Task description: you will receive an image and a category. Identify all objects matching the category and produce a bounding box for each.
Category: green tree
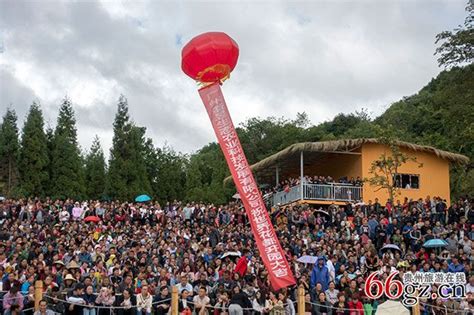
[237,116,308,163]
[435,2,473,67]
[153,145,188,203]
[45,126,55,196]
[85,136,106,200]
[50,98,85,199]
[0,108,20,195]
[19,102,49,197]
[376,64,473,197]
[108,95,151,200]
[185,143,232,204]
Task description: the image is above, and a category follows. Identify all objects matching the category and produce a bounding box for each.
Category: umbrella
[135,194,151,202]
[220,251,241,259]
[296,255,319,264]
[423,239,448,248]
[337,273,356,281]
[232,193,241,199]
[376,300,409,315]
[380,244,402,253]
[84,216,101,223]
[314,209,330,217]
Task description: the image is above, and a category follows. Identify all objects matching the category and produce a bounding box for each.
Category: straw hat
[67,260,80,270]
[64,274,76,282]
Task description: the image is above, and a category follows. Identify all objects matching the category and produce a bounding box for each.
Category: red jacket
[348,300,364,315]
[234,256,248,277]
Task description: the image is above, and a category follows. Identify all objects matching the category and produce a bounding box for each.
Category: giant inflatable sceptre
[181,32,296,290]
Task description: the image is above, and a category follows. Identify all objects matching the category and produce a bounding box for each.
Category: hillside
[186,64,474,203]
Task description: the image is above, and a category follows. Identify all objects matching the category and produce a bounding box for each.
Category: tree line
[0,60,472,203]
[0,3,472,203]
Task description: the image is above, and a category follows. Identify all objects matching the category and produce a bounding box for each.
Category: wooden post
[171,286,179,315]
[412,290,420,315]
[34,280,43,311]
[300,151,304,201]
[297,286,305,315]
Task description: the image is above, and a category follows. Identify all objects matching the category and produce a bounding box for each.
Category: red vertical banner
[199,82,296,290]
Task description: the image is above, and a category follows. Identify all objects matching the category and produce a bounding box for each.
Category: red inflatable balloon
[181,32,239,84]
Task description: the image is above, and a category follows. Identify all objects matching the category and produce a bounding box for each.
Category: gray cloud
[0,0,468,154]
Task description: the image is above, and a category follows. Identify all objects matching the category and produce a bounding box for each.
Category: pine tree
[154,145,187,202]
[128,125,152,197]
[45,126,55,196]
[0,108,20,196]
[19,102,49,197]
[85,136,106,200]
[108,95,151,200]
[50,97,85,199]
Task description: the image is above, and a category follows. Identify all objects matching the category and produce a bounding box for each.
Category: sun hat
[67,260,80,270]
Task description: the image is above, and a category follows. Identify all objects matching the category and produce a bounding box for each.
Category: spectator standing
[310,257,329,291]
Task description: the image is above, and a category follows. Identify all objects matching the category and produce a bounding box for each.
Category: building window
[393,174,419,189]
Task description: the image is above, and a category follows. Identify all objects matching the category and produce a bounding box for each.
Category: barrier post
[34,280,43,311]
[412,290,420,315]
[297,285,305,315]
[171,286,179,315]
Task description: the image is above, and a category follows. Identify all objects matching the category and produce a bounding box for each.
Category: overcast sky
[0,0,467,155]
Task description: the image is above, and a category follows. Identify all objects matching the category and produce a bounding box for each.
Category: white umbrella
[296,255,319,264]
[380,244,402,253]
[376,300,409,315]
[220,251,241,259]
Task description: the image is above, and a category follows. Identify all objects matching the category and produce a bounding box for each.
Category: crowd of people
[269,175,363,194]
[0,194,473,315]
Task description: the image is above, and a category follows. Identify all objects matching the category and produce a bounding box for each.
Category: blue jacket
[310,257,330,291]
[79,252,93,265]
[448,262,464,273]
[368,219,378,238]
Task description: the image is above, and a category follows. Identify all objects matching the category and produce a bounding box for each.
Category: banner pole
[198,83,296,290]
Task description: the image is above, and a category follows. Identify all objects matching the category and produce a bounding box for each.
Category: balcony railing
[271,182,362,206]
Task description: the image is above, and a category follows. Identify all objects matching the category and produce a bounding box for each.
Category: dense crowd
[0,194,473,315]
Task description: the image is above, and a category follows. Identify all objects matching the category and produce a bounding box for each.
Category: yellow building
[224,139,469,206]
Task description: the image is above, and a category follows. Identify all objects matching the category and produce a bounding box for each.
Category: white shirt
[326,260,335,282]
[466,283,474,294]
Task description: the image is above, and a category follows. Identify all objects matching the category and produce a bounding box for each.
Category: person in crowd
[176,275,194,295]
[95,287,115,315]
[82,285,97,315]
[193,286,212,315]
[23,286,35,315]
[347,294,364,315]
[136,283,153,315]
[310,257,329,291]
[228,285,252,315]
[178,289,193,314]
[325,281,339,306]
[312,291,331,315]
[154,286,171,315]
[33,299,55,315]
[116,288,135,315]
[3,286,24,315]
[66,283,86,315]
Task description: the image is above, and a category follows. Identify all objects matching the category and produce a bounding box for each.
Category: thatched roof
[223,138,469,185]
